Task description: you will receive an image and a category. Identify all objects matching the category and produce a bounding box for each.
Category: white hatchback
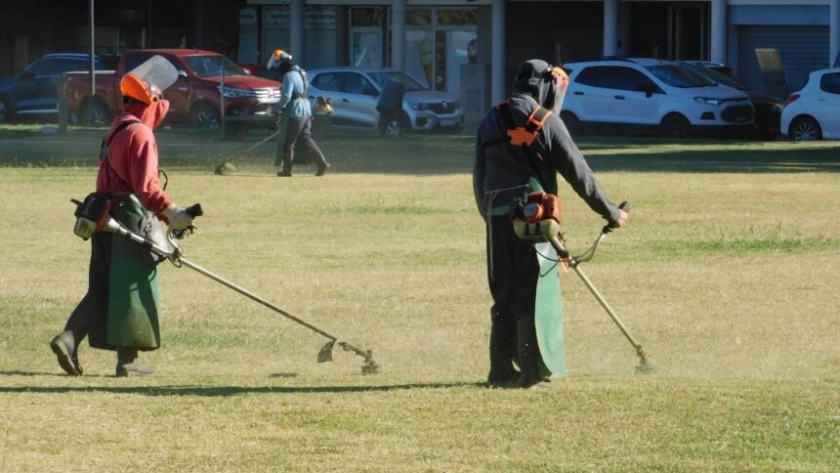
[561,58,754,138]
[781,67,840,141]
[307,67,464,135]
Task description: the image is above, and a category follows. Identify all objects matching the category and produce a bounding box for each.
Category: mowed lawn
[1,125,839,472]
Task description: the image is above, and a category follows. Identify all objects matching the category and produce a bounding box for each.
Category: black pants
[64,232,112,350]
[280,115,328,174]
[485,216,541,382]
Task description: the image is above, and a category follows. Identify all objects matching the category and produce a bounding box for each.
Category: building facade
[239,0,840,110]
[2,0,837,125]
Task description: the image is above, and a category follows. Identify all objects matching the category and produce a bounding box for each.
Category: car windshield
[183,55,247,78]
[646,64,716,88]
[366,70,427,92]
[684,64,746,90]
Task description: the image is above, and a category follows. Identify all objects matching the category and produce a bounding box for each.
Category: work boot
[277,171,292,177]
[315,163,331,176]
[116,347,155,377]
[515,317,549,389]
[50,333,83,376]
[487,321,519,388]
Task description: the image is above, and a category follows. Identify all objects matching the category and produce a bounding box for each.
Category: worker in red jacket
[51,56,196,377]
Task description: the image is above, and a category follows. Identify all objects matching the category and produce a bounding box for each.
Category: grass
[1,125,839,472]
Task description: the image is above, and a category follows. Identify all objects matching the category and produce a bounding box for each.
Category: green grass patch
[1,126,839,472]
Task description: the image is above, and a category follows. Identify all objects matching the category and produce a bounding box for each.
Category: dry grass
[0,129,838,472]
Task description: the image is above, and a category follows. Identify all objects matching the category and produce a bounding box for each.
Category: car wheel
[385,112,408,138]
[82,99,111,127]
[660,114,691,138]
[0,98,9,124]
[560,111,581,136]
[789,116,822,142]
[190,102,220,128]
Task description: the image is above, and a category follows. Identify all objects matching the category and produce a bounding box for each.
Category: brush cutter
[213,129,282,175]
[91,203,380,375]
[513,200,652,374]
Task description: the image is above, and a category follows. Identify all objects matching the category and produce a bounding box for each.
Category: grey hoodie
[473,60,621,224]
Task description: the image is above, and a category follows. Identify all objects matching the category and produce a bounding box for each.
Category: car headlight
[408,102,429,111]
[219,86,254,99]
[694,97,725,106]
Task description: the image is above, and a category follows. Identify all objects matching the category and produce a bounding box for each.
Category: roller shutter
[737,26,829,98]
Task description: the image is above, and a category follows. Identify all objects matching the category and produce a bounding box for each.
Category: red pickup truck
[64,48,282,130]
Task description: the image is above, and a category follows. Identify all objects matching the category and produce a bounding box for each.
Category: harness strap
[481,101,552,148]
[482,101,552,191]
[100,119,142,191]
[291,67,309,100]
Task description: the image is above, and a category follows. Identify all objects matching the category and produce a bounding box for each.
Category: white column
[710,0,727,64]
[392,0,407,70]
[603,0,619,56]
[290,0,305,65]
[831,0,839,67]
[491,0,506,103]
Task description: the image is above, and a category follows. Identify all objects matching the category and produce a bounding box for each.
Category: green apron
[535,242,566,378]
[489,173,566,378]
[106,194,162,350]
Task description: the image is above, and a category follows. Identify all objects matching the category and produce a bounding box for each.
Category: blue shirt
[275,68,312,118]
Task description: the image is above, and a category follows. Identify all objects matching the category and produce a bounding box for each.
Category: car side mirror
[19,71,35,81]
[177,70,188,80]
[363,84,380,97]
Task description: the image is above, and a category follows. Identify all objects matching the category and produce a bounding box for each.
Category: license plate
[441,119,455,126]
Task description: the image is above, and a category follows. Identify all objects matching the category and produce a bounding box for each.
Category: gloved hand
[162,203,195,235]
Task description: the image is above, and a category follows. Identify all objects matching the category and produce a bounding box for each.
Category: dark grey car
[0,53,116,123]
[680,61,783,140]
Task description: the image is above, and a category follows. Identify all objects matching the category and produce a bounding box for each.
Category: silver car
[307,67,464,135]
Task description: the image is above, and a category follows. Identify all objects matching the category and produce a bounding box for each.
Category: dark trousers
[486,216,541,382]
[61,233,143,362]
[64,232,111,350]
[281,115,328,174]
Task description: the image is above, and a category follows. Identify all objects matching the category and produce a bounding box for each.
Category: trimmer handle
[603,201,630,234]
[185,203,204,218]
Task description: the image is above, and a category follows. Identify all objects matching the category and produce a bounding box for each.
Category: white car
[781,67,840,141]
[307,67,464,135]
[561,58,754,138]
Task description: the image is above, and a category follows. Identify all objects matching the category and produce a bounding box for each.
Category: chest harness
[480,102,559,276]
[290,66,309,101]
[100,119,167,196]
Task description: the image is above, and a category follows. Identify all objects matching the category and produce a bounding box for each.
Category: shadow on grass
[585,146,840,173]
[0,375,483,396]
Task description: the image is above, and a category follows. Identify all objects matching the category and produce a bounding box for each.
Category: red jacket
[96,100,172,218]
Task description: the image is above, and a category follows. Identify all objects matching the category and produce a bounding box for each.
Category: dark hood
[514,59,560,112]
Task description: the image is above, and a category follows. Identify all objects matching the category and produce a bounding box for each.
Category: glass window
[367,70,425,92]
[607,67,657,92]
[820,72,840,94]
[350,7,384,27]
[340,72,373,95]
[311,72,340,92]
[437,9,476,26]
[647,64,711,88]
[575,66,610,88]
[407,9,431,26]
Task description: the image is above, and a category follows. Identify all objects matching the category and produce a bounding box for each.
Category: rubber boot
[487,321,519,388]
[50,331,83,376]
[116,347,155,377]
[516,317,550,389]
